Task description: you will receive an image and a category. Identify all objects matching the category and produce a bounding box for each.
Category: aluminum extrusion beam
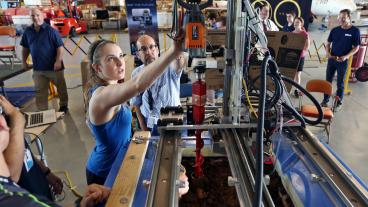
[146,131,182,207]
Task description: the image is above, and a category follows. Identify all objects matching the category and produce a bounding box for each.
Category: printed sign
[125,0,159,56]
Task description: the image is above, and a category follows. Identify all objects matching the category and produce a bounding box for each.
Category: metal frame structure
[113,0,368,206]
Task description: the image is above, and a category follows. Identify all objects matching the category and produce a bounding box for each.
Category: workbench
[104,131,157,207]
[0,64,31,97]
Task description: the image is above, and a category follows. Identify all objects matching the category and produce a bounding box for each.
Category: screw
[264,175,270,185]
[311,174,322,182]
[228,176,239,186]
[120,197,128,204]
[143,179,151,188]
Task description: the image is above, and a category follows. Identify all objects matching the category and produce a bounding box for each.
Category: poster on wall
[125,0,159,56]
[250,0,312,30]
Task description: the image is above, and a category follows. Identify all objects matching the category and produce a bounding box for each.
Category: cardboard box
[249,31,306,92]
[207,29,227,46]
[124,54,135,82]
[205,68,224,90]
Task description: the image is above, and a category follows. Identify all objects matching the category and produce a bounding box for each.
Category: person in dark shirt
[18,141,63,200]
[20,8,69,113]
[0,96,110,207]
[282,10,295,32]
[321,9,360,110]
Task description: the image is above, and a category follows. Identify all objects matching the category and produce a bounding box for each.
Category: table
[0,64,31,97]
[104,132,157,207]
[91,18,121,30]
[24,112,64,166]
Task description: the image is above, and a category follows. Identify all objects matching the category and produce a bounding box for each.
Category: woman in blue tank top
[84,38,184,185]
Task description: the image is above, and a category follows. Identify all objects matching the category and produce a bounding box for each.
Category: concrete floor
[1,24,368,205]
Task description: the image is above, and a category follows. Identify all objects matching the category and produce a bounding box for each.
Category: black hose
[281,76,323,125]
[248,71,282,110]
[265,72,283,109]
[253,53,269,207]
[170,0,178,36]
[281,102,306,128]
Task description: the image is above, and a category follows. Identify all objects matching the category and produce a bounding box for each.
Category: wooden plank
[105,131,151,207]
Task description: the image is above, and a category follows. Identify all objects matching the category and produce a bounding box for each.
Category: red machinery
[176,0,212,178]
[192,64,206,177]
[50,0,87,37]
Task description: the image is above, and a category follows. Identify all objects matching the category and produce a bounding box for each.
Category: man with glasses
[259,4,279,32]
[131,35,185,135]
[282,10,295,32]
[321,9,360,110]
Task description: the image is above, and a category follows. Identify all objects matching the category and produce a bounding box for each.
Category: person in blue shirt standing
[20,8,69,113]
[282,10,295,32]
[131,35,185,136]
[321,9,360,110]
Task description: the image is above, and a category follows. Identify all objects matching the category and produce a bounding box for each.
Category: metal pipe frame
[146,130,182,207]
[159,123,257,131]
[220,129,275,207]
[285,127,368,206]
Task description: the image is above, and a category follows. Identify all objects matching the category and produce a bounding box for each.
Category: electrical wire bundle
[247,52,324,207]
[240,2,324,206]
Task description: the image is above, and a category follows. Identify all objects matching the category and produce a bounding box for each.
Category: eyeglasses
[138,44,157,53]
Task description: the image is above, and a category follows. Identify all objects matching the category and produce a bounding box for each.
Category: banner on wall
[251,0,312,30]
[125,0,159,56]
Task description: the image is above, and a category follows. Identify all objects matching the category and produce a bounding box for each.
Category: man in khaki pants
[20,8,68,112]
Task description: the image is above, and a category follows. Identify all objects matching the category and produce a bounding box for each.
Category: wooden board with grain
[105,131,151,207]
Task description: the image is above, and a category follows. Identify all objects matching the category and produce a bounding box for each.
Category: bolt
[162,179,167,183]
[143,179,151,188]
[228,176,239,187]
[350,198,358,203]
[311,174,322,182]
[264,175,270,185]
[129,155,136,159]
[120,197,129,204]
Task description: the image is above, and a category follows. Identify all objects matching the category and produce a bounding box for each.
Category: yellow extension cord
[53,170,83,199]
[242,78,258,118]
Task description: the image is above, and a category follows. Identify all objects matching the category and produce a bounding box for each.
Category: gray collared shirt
[131,64,182,118]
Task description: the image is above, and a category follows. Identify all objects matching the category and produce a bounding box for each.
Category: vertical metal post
[223,0,236,120]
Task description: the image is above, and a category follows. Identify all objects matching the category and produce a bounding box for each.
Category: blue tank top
[86,86,132,178]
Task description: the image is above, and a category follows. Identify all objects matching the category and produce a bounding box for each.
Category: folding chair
[299,79,339,143]
[0,26,21,68]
